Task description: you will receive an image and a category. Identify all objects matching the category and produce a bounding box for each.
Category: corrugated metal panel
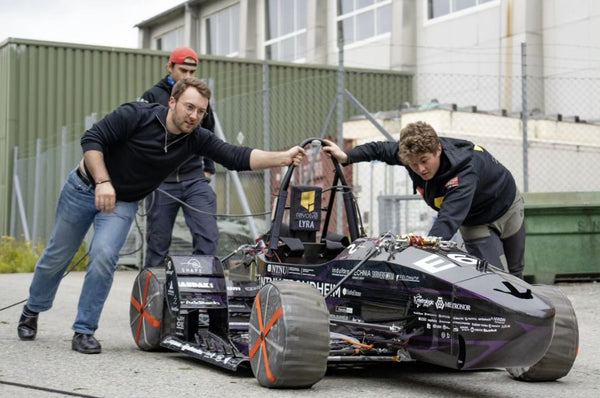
[0,38,413,239]
[0,39,173,240]
[0,41,13,235]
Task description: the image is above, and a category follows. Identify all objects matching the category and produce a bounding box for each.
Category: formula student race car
[129,138,578,389]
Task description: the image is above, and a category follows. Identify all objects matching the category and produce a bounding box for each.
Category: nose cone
[454,273,554,369]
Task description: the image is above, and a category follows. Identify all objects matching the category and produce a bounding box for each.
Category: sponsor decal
[176,315,185,331]
[413,294,434,308]
[331,267,394,281]
[330,314,350,321]
[175,257,214,274]
[455,319,511,334]
[290,186,321,231]
[396,274,420,283]
[414,294,471,312]
[266,264,302,276]
[335,306,353,314]
[435,296,471,311]
[342,288,361,297]
[178,281,214,289]
[260,276,342,298]
[182,257,203,270]
[181,298,220,306]
[300,190,316,212]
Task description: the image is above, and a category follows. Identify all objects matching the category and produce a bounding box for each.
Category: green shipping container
[523,191,600,284]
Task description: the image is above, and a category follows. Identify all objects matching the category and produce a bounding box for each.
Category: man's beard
[174,113,198,134]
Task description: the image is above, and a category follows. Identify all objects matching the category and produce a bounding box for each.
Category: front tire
[507,284,578,381]
[249,281,330,388]
[129,267,168,351]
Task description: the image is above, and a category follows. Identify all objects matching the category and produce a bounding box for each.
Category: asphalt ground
[1,270,598,398]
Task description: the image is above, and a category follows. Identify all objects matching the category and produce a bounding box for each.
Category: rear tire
[249,281,330,388]
[507,285,578,381]
[129,267,168,351]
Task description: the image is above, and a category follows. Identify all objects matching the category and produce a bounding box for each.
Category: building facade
[137,0,600,119]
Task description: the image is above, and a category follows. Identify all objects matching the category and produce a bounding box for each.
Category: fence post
[32,139,42,243]
[521,42,529,192]
[263,61,271,224]
[9,146,19,237]
[11,146,31,241]
[336,16,345,235]
[61,126,67,187]
[212,112,259,239]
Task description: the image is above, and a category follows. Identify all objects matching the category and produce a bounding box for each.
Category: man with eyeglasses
[17,77,306,354]
[138,47,220,269]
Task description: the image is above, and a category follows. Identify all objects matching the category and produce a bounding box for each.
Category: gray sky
[0,0,185,48]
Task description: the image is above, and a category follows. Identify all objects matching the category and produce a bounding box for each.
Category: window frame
[426,0,498,23]
[155,27,184,51]
[204,4,240,57]
[336,0,392,48]
[264,0,307,63]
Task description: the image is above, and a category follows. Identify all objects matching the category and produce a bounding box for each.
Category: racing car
[129,138,578,388]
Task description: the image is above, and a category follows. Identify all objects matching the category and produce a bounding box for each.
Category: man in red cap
[139,47,220,268]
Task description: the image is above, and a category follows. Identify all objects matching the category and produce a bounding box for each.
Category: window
[155,28,183,51]
[337,0,392,46]
[265,0,307,62]
[205,4,240,57]
[428,0,496,20]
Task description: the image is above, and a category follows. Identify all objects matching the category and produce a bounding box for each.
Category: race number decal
[413,254,456,274]
[447,253,478,265]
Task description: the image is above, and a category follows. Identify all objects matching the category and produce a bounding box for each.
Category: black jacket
[138,75,217,181]
[345,137,517,240]
[81,102,252,202]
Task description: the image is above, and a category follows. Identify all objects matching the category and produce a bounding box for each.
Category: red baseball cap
[169,47,198,66]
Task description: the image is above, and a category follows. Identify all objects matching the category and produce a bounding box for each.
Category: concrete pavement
[1,270,598,398]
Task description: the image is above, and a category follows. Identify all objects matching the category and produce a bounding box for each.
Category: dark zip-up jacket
[138,75,217,181]
[81,102,252,202]
[345,137,516,240]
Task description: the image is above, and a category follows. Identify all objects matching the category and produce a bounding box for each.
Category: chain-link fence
[350,70,600,240]
[10,69,600,265]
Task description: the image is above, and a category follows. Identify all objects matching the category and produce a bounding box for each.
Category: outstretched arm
[322,139,349,164]
[249,146,306,170]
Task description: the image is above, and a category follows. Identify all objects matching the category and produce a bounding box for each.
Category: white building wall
[136,1,600,120]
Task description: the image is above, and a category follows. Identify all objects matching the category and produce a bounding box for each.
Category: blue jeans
[144,177,218,267]
[26,168,139,334]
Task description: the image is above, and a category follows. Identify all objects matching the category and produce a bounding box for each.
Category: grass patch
[0,236,88,273]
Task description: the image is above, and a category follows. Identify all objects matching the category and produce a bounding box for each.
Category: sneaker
[17,305,39,341]
[72,332,101,354]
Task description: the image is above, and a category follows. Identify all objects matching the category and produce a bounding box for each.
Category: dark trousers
[144,177,218,268]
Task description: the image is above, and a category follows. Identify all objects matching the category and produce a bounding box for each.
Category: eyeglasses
[178,101,207,119]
